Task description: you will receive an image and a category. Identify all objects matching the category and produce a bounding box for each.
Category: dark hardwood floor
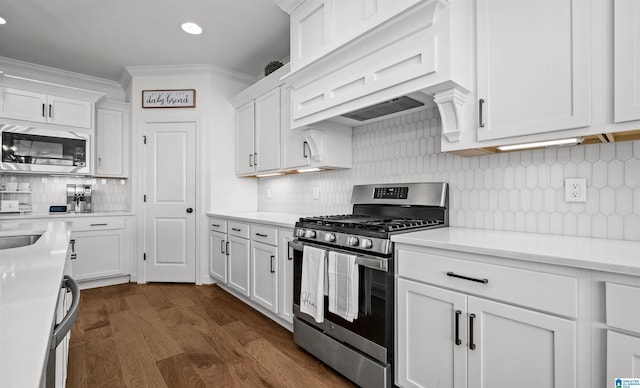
[67,283,356,388]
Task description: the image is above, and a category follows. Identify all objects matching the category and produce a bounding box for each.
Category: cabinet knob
[186,208,194,214]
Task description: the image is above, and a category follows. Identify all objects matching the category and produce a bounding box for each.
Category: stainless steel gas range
[289,182,449,388]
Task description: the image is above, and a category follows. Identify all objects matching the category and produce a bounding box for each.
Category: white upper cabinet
[614,0,640,123]
[96,100,130,178]
[476,0,591,141]
[254,88,281,172]
[236,101,257,175]
[0,88,93,129]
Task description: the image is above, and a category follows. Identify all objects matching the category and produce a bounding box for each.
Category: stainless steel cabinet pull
[70,239,76,252]
[455,310,462,345]
[90,223,108,227]
[220,240,225,254]
[254,152,258,166]
[255,232,268,238]
[249,154,253,167]
[479,99,485,128]
[447,271,488,284]
[303,141,308,158]
[270,255,275,273]
[49,104,52,118]
[469,313,477,350]
[42,103,46,117]
[231,227,241,232]
[225,241,230,256]
[211,223,220,227]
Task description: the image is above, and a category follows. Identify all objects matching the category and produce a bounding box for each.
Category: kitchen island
[0,221,72,388]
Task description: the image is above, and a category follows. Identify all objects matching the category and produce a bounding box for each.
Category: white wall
[258,108,640,242]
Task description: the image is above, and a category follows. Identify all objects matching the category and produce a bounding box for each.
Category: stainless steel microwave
[0,124,91,175]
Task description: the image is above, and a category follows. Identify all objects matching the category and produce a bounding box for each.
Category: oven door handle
[289,240,389,272]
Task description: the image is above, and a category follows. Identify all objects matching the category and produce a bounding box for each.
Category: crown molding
[277,0,304,14]
[0,56,123,100]
[124,64,256,85]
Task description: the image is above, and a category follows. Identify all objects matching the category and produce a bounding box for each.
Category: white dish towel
[328,251,359,322]
[300,245,326,323]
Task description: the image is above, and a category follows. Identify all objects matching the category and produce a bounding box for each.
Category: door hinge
[143,253,146,261]
[143,194,146,202]
[143,135,147,144]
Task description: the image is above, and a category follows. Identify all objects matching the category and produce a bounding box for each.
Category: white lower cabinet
[227,234,250,297]
[278,229,294,324]
[209,230,227,283]
[251,241,278,313]
[607,330,640,383]
[70,218,127,282]
[397,278,575,388]
[207,216,295,328]
[395,245,583,388]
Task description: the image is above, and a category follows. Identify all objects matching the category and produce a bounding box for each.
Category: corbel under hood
[282,0,473,140]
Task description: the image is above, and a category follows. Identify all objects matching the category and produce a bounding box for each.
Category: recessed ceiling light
[181,22,202,35]
[0,17,7,25]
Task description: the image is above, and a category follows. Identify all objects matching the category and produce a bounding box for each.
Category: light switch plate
[565,178,587,202]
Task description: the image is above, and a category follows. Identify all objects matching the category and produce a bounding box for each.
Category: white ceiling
[0,0,291,82]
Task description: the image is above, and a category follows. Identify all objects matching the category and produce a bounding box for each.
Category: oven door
[290,239,393,364]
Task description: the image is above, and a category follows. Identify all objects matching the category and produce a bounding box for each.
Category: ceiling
[0,0,291,83]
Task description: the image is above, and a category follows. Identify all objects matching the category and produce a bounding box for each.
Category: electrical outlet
[266,188,272,199]
[564,178,587,202]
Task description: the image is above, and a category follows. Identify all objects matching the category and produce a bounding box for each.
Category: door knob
[186,208,193,213]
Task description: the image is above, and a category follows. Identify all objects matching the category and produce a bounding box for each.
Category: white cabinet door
[0,88,92,128]
[236,101,255,175]
[70,229,125,281]
[396,278,468,388]
[467,296,576,388]
[607,330,640,387]
[0,88,47,123]
[278,229,295,323]
[255,87,281,172]
[280,86,310,169]
[251,241,278,313]
[476,0,590,141]
[209,230,227,283]
[96,108,127,177]
[614,0,640,122]
[227,235,250,297]
[47,95,92,128]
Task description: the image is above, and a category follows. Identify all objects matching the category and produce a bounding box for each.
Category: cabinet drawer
[606,282,640,334]
[397,247,578,318]
[72,217,125,231]
[209,218,227,233]
[228,221,250,239]
[251,224,278,246]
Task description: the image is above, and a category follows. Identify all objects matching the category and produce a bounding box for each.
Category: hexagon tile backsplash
[258,107,640,241]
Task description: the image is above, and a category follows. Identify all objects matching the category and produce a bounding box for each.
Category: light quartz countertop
[0,210,134,221]
[207,211,303,229]
[0,220,72,388]
[392,226,640,275]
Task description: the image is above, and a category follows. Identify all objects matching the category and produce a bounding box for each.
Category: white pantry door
[144,121,196,282]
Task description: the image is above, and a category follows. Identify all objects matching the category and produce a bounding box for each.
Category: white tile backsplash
[0,175,131,213]
[258,107,640,241]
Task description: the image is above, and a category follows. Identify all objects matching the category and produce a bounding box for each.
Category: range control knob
[348,236,360,246]
[360,238,373,249]
[324,233,336,242]
[305,230,317,239]
[296,229,305,237]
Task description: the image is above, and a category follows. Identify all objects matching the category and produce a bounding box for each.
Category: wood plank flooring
[67,283,356,388]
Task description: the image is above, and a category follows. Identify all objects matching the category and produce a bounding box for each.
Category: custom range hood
[281,0,473,140]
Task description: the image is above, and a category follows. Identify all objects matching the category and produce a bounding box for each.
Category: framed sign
[142,89,196,108]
